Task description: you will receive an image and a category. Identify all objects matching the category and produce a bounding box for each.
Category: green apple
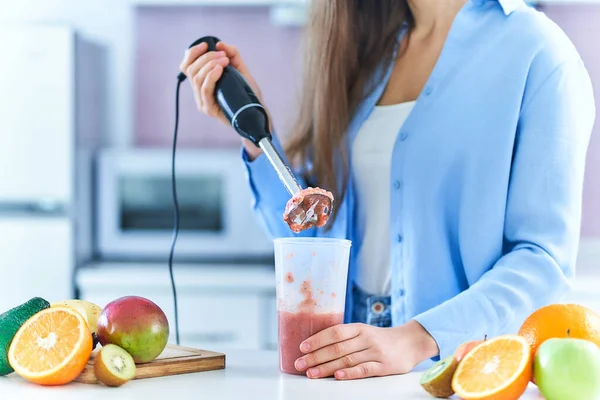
[534,337,600,400]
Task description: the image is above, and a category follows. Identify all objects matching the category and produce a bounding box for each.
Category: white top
[0,349,544,399]
[352,101,416,296]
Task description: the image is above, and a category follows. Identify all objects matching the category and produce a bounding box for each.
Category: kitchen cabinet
[76,262,277,351]
[83,291,267,350]
[0,217,73,312]
[0,27,72,204]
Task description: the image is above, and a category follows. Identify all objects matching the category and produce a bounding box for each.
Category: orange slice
[451,334,532,400]
[8,306,93,385]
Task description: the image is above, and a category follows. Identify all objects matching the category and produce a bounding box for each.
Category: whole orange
[518,303,600,360]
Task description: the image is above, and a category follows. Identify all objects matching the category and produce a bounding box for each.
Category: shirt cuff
[412,311,456,363]
[411,293,492,362]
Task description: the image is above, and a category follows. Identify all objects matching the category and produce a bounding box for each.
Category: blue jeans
[351,283,392,328]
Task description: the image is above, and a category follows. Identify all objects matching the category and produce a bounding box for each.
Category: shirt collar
[496,0,523,15]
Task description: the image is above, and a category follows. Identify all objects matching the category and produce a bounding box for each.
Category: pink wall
[134,5,600,236]
[134,6,302,148]
[541,5,600,237]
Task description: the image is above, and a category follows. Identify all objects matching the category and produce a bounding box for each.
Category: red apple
[454,336,487,363]
[97,296,169,363]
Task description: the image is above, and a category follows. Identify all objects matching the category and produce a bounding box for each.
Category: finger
[300,324,363,354]
[302,350,374,379]
[193,57,230,95]
[186,50,227,80]
[199,65,224,116]
[334,361,383,381]
[215,41,246,71]
[180,42,208,73]
[295,336,368,372]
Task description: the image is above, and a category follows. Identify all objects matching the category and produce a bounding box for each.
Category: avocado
[0,297,50,375]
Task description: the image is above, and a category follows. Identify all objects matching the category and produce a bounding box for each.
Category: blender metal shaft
[258,138,302,196]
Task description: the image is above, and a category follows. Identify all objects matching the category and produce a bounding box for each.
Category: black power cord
[170,34,266,345]
[168,73,187,346]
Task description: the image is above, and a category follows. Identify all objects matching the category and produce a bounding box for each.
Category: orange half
[451,334,532,400]
[8,306,93,386]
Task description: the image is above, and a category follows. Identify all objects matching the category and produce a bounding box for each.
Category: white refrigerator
[0,25,104,311]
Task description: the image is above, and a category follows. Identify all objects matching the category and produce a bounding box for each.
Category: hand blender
[179,36,333,232]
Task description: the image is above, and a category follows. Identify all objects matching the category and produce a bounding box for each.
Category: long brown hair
[285,1,413,227]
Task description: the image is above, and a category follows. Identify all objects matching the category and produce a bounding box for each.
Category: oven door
[96,149,273,261]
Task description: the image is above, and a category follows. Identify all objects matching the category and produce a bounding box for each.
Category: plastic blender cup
[274,237,352,375]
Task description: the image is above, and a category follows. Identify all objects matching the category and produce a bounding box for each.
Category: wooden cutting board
[75,345,226,384]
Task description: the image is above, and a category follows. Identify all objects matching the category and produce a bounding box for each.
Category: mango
[97,296,169,363]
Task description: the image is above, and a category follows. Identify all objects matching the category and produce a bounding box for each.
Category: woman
[180,0,595,380]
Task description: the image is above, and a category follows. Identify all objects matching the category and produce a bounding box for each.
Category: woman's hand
[178,40,264,160]
[294,320,439,380]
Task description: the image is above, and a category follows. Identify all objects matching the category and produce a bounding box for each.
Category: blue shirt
[242,0,595,362]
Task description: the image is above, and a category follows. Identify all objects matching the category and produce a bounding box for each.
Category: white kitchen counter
[0,350,543,399]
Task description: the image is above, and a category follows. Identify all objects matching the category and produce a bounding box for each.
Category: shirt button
[393,180,402,190]
[424,86,433,96]
[397,234,403,243]
[371,302,384,314]
[399,131,408,141]
[398,289,405,296]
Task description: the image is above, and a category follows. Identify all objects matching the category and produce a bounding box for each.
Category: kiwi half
[94,344,137,387]
[419,355,459,398]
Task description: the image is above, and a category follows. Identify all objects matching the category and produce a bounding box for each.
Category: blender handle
[180,36,272,147]
[180,36,303,196]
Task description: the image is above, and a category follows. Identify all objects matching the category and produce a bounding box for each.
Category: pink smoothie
[278,311,344,375]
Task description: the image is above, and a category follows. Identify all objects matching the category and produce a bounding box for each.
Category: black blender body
[180,36,271,146]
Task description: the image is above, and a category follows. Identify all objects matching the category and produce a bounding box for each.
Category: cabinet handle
[181,332,238,343]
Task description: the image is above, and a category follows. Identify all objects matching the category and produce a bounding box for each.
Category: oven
[95,148,273,262]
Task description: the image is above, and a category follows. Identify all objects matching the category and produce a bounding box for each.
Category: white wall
[0,0,134,147]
